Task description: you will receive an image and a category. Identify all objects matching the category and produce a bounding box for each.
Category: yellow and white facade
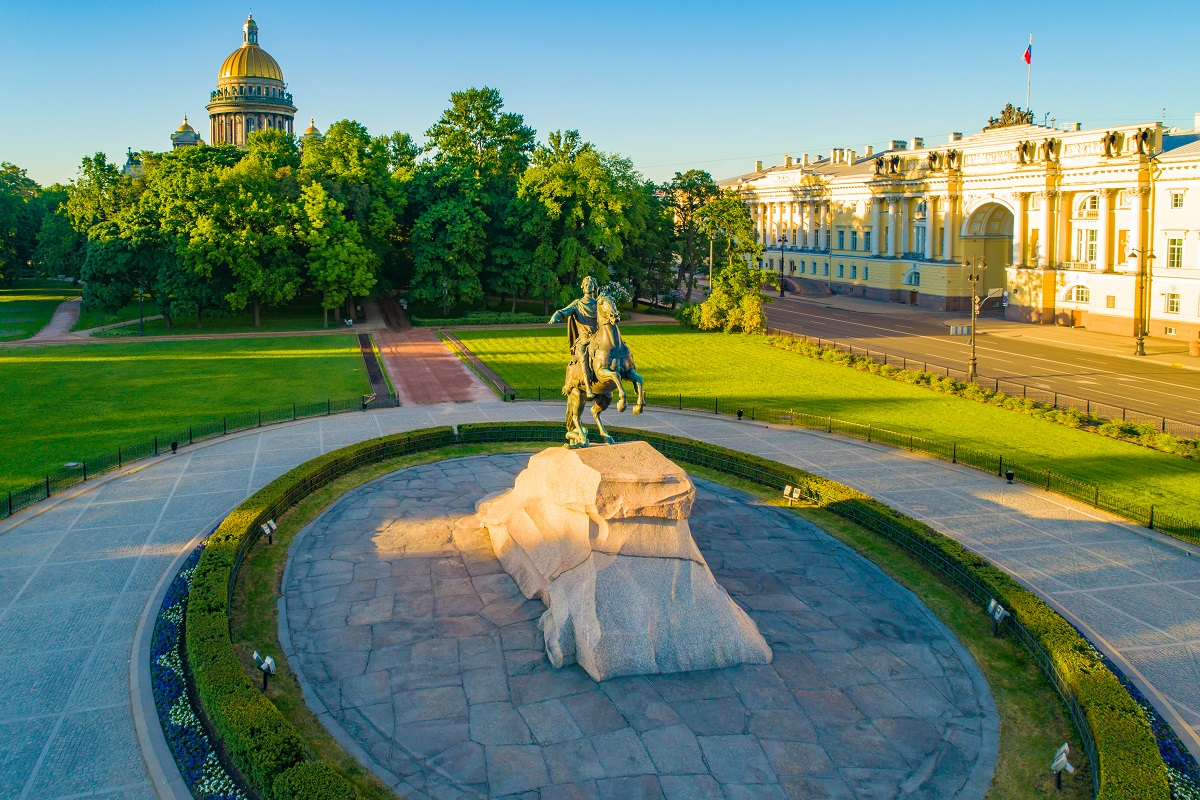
[727,105,1200,342]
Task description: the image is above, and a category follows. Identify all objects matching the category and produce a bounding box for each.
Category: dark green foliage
[272,763,360,800]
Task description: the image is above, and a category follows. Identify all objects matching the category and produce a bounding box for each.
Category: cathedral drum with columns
[205,15,296,146]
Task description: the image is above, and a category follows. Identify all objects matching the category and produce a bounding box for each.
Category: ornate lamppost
[964,257,987,381]
[778,233,787,297]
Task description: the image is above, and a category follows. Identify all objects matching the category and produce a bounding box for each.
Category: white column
[888,198,899,257]
[1131,187,1146,265]
[1038,192,1052,268]
[942,195,955,262]
[900,197,911,255]
[1056,192,1072,267]
[923,197,936,260]
[871,199,882,256]
[1098,189,1114,271]
[818,201,828,251]
[1014,193,1027,267]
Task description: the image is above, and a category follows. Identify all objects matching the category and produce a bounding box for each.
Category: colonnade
[750,195,960,262]
[1016,187,1146,270]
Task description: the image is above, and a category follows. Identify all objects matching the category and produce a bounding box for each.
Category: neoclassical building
[204,15,297,146]
[728,105,1200,342]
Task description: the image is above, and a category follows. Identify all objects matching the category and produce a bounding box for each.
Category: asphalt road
[764,296,1200,429]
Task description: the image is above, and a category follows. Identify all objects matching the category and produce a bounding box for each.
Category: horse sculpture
[562,293,645,448]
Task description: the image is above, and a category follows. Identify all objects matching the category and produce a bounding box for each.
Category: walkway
[376,330,493,405]
[1,402,1198,799]
[21,299,80,343]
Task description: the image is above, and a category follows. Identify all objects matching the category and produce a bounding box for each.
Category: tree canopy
[10,86,751,328]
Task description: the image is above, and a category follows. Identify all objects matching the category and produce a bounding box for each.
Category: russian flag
[1023,43,1032,64]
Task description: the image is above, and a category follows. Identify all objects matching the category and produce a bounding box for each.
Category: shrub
[272,763,360,800]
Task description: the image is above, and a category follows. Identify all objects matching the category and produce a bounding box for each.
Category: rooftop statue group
[548,276,645,447]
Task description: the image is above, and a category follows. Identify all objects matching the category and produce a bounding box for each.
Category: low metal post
[45,476,50,498]
[293,404,297,420]
[952,443,957,463]
[678,394,682,409]
[909,434,913,450]
[867,425,872,442]
[1045,471,1051,490]
[1053,392,1058,408]
[154,436,158,456]
[223,418,227,435]
[538,387,542,402]
[327,399,331,415]
[828,416,832,433]
[714,398,718,414]
[118,447,122,468]
[82,462,87,481]
[998,456,1003,477]
[1094,487,1099,507]
[258,410,262,427]
[1148,505,1154,529]
[189,426,193,445]
[7,491,11,516]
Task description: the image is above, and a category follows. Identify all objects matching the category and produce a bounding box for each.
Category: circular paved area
[283,454,997,800]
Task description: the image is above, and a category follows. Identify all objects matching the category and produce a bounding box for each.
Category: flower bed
[151,541,248,800]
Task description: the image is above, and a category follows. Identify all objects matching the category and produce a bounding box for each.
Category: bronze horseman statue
[548,277,645,447]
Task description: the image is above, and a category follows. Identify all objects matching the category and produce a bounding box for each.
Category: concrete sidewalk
[1,402,1198,799]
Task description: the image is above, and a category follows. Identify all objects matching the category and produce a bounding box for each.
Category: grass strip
[454,325,1200,519]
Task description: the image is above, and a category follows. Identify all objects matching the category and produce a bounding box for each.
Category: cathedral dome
[217,15,284,82]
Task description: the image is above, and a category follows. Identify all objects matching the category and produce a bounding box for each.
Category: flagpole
[1026,33,1032,110]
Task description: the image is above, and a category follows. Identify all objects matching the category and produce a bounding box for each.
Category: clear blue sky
[3,0,1198,188]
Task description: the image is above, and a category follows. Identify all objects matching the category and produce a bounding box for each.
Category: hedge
[411,312,547,327]
[461,421,1170,799]
[188,421,1169,800]
[184,427,455,799]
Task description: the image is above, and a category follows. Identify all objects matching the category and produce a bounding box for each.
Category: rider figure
[549,276,601,399]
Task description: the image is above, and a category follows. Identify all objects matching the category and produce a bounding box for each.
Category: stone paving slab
[0,398,1197,797]
[282,455,997,799]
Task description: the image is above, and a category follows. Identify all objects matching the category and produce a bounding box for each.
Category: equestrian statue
[548,276,645,447]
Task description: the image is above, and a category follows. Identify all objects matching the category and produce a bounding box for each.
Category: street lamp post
[138,284,144,336]
[1130,249,1154,356]
[964,257,987,381]
[778,234,787,297]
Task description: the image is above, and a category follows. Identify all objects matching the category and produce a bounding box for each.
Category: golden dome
[218,45,284,82]
[303,118,320,136]
[177,115,195,133]
[217,15,284,82]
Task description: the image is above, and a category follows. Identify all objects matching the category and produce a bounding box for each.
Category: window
[789,260,796,274]
[837,264,845,278]
[768,258,774,270]
[1070,285,1090,303]
[914,227,926,255]
[864,267,869,280]
[823,263,829,276]
[1075,228,1097,263]
[850,230,859,251]
[1171,192,1184,209]
[1106,295,1116,309]
[864,231,872,252]
[1168,238,1184,269]
[838,230,845,250]
[851,265,858,279]
[1166,293,1181,313]
[1077,195,1099,218]
[1165,326,1178,335]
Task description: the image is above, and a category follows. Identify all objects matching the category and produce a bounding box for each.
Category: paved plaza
[0,399,1197,798]
[283,455,997,799]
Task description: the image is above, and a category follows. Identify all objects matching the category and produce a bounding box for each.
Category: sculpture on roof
[985,103,1035,130]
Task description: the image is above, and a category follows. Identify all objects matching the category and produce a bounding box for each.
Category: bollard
[189,426,193,445]
[118,446,122,468]
[154,436,158,456]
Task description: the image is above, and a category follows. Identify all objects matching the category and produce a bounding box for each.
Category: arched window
[1063,284,1090,303]
[903,269,920,286]
[1076,195,1099,219]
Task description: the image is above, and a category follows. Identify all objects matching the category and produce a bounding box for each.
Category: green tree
[299,182,376,327]
[699,188,762,270]
[408,161,488,314]
[0,163,44,285]
[666,169,719,302]
[683,257,776,334]
[519,131,638,309]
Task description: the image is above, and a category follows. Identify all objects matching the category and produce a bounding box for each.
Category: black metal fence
[765,327,1200,440]
[2,393,398,522]
[503,387,1200,547]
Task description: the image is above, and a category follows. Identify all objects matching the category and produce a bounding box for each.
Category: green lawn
[0,336,368,491]
[72,299,144,332]
[0,280,80,341]
[457,325,1200,518]
[92,294,338,337]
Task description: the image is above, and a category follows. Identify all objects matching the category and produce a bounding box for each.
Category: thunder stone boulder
[475,442,772,681]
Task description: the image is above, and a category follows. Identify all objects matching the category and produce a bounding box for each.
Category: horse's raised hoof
[603,436,616,445]
[632,404,644,415]
[617,399,627,413]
